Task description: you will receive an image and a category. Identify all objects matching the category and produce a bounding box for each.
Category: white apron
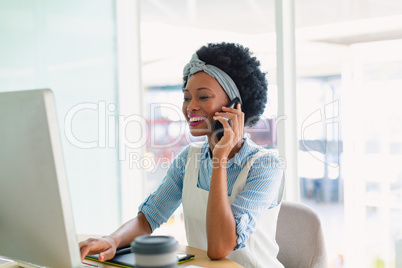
[182,143,284,268]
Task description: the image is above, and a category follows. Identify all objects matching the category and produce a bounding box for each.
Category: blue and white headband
[183,53,243,104]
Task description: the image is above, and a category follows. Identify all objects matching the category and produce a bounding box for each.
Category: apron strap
[231,149,285,205]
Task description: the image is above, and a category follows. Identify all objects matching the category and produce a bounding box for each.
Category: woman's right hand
[79,213,152,262]
[79,236,118,262]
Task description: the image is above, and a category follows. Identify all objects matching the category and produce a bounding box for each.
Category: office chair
[276,201,328,268]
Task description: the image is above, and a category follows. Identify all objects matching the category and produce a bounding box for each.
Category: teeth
[190,117,205,122]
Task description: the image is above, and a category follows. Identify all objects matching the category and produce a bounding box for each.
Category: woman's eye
[183,97,190,101]
[200,96,209,100]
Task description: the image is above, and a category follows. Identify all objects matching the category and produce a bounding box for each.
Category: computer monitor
[0,89,82,267]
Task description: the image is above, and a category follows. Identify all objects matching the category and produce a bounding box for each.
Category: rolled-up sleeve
[231,154,284,249]
[138,145,190,231]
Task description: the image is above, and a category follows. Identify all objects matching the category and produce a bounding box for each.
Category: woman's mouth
[189,116,206,127]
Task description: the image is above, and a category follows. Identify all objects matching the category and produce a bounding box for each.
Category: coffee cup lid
[131,235,178,254]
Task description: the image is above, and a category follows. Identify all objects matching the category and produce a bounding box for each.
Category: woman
[79,42,284,267]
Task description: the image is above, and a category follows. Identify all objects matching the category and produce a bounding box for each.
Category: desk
[1,236,242,268]
[78,235,242,268]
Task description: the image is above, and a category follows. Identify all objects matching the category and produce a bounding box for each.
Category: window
[0,0,119,234]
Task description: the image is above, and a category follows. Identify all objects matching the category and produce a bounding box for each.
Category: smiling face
[182,71,230,139]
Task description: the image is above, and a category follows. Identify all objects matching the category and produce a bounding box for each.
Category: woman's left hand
[213,103,244,159]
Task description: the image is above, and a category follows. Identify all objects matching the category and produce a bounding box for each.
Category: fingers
[221,104,243,128]
[212,117,236,140]
[99,247,116,262]
[213,115,232,130]
[221,104,242,118]
[80,238,97,261]
[79,237,115,262]
[79,238,97,249]
[80,242,93,261]
[213,116,235,146]
[215,103,244,142]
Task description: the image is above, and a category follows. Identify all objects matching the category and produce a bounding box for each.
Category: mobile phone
[212,97,240,141]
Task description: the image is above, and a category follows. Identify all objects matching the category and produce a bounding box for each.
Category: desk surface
[78,235,242,268]
[2,235,242,268]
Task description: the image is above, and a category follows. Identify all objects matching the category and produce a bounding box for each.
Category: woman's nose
[187,99,199,111]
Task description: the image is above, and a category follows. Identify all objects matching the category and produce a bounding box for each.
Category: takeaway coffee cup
[131,235,179,268]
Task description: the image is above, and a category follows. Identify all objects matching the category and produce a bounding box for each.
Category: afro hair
[183,42,268,127]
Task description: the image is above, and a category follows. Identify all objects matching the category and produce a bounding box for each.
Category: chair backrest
[276,201,327,268]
